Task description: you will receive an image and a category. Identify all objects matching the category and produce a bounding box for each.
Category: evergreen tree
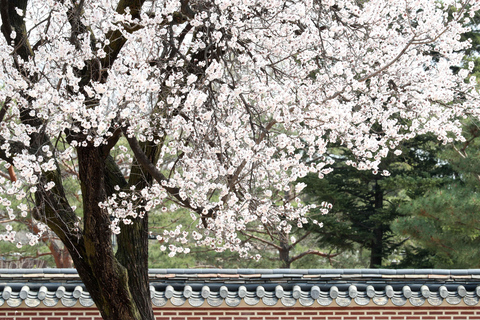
[393,122,480,268]
[302,136,454,268]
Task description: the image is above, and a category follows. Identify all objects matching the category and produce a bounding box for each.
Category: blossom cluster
[0,0,478,255]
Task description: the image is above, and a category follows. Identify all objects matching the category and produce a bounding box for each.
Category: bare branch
[240,230,282,250]
[290,249,340,264]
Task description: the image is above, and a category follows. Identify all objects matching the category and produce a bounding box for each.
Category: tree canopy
[0,0,478,319]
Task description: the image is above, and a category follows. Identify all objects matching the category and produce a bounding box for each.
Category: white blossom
[0,0,477,257]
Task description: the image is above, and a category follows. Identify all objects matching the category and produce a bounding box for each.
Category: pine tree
[394,122,480,268]
[302,136,454,268]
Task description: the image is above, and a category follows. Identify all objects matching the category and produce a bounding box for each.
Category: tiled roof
[1,269,480,308]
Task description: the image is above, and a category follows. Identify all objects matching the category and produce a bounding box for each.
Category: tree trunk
[0,1,154,318]
[279,241,291,268]
[369,179,384,268]
[73,146,151,320]
[115,141,159,320]
[369,228,384,268]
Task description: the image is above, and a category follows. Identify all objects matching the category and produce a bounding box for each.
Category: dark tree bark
[76,146,144,320]
[0,1,156,319]
[115,142,160,320]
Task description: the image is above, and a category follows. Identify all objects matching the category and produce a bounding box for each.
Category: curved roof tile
[2,269,480,308]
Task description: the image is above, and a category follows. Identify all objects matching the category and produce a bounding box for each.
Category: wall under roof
[1,269,480,319]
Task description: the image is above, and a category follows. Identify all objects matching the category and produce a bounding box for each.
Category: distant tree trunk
[369,228,384,268]
[49,242,74,268]
[279,240,291,268]
[369,180,384,268]
[32,223,73,268]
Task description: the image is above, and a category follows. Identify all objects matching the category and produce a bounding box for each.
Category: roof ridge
[1,268,480,275]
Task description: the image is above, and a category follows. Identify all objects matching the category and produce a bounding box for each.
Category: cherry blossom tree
[0,0,478,319]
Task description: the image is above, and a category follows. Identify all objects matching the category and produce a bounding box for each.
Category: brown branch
[101,127,123,159]
[61,159,80,178]
[287,231,311,250]
[8,252,53,261]
[358,17,455,84]
[290,249,340,264]
[7,166,16,182]
[358,37,415,83]
[0,170,10,181]
[244,228,268,235]
[262,221,281,243]
[223,120,277,199]
[66,0,89,50]
[240,230,282,250]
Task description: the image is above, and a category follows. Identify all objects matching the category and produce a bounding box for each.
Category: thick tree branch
[0,98,11,123]
[223,120,277,201]
[358,38,414,83]
[66,0,91,50]
[101,0,148,70]
[122,127,213,218]
[0,139,27,164]
[101,128,123,159]
[0,0,33,62]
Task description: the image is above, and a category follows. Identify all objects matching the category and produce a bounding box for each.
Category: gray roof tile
[2,269,480,308]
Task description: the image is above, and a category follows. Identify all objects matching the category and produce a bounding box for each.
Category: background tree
[301,136,454,268]
[394,122,480,268]
[0,1,477,320]
[238,216,338,268]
